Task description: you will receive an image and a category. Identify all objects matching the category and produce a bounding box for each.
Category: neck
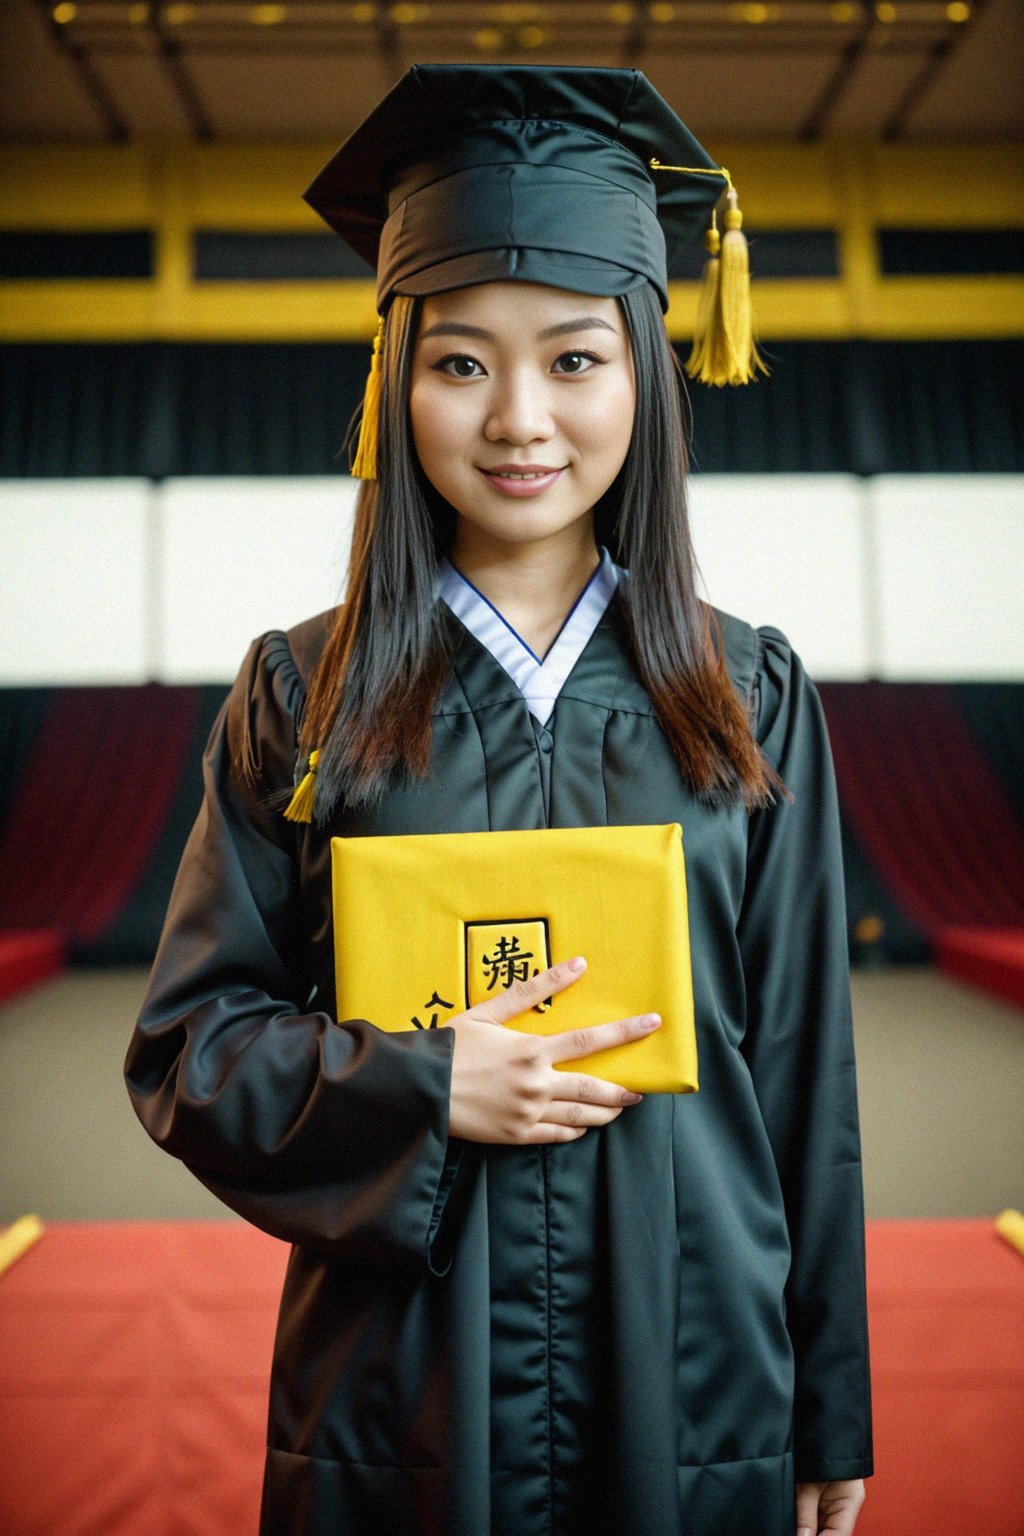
[449,522,602,632]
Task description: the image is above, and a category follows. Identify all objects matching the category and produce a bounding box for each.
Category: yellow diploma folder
[331,823,697,1095]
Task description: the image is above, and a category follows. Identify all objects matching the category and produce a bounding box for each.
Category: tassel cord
[284,748,320,824]
[352,316,385,481]
[684,212,721,382]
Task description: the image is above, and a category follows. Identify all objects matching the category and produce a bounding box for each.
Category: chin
[457,498,595,542]
[472,519,587,549]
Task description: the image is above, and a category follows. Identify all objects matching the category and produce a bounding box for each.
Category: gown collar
[436,545,624,727]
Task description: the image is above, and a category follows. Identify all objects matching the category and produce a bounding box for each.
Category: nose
[483,368,555,446]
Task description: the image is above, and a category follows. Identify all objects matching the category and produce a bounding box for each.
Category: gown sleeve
[736,626,874,1484]
[124,629,460,1273]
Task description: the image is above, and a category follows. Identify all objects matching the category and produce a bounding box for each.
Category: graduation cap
[303,63,766,485]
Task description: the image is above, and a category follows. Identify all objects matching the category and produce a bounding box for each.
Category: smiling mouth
[479,467,566,481]
[477,467,566,497]
[495,471,546,481]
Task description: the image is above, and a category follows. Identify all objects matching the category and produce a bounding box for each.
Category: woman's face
[408,281,636,558]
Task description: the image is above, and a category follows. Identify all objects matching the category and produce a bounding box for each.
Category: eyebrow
[417,316,618,343]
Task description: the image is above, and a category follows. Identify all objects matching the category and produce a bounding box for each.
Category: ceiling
[1,0,1022,144]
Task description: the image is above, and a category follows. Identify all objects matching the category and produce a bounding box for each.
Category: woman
[126,64,872,1536]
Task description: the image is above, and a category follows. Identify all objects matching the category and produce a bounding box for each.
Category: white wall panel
[5,474,1020,687]
[871,475,1024,679]
[0,479,150,684]
[155,477,357,683]
[688,475,870,680]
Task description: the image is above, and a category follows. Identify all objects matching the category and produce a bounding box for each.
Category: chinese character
[482,934,535,991]
[411,989,455,1030]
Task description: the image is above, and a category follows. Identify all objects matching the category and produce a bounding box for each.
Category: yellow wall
[1,140,1022,341]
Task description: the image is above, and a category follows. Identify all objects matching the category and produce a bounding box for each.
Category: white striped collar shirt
[436,544,624,728]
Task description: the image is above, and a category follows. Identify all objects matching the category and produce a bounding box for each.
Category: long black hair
[294,281,786,823]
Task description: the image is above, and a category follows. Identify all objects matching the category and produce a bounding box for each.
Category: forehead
[415,281,624,334]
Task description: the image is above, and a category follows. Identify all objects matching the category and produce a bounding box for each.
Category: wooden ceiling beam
[882,0,986,141]
[620,3,649,66]
[798,2,875,143]
[371,1,403,82]
[32,0,130,143]
[146,9,217,142]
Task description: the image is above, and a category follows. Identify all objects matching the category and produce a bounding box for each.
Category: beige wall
[0,967,1021,1225]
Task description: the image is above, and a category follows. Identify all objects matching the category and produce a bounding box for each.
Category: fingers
[519,1071,645,1136]
[546,1011,661,1064]
[544,1098,633,1128]
[469,956,588,1026]
[554,1073,643,1111]
[795,1483,825,1536]
[795,1478,865,1536]
[462,960,662,1075]
[502,1087,643,1143]
[519,1122,590,1145]
[518,1082,644,1140]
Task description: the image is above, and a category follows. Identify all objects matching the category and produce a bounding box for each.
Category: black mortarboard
[293,63,764,493]
[304,63,725,317]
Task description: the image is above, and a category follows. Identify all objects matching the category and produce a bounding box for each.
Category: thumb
[796,1480,823,1536]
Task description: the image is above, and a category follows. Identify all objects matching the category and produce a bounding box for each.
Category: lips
[480,464,565,478]
[478,464,566,497]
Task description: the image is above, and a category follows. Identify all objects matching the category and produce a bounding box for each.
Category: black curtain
[2,339,1022,478]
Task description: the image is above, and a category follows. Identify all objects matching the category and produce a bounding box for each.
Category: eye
[432,349,606,379]
[434,354,484,379]
[552,350,604,375]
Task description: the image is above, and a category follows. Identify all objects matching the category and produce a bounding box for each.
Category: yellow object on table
[0,1213,44,1278]
[994,1208,1024,1258]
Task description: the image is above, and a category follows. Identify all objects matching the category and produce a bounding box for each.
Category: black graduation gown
[125,591,873,1536]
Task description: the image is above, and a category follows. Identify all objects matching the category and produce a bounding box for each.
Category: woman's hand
[796,1479,866,1535]
[447,956,661,1145]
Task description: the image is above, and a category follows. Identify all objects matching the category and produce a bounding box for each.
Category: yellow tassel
[650,159,768,387]
[684,212,721,383]
[710,188,769,386]
[995,1208,1024,1259]
[0,1214,44,1279]
[351,316,384,480]
[284,748,319,824]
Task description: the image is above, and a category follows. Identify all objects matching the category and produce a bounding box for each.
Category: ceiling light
[390,2,428,22]
[52,2,76,21]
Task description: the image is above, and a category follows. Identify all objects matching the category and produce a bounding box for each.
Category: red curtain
[819,683,1024,934]
[0,685,199,944]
